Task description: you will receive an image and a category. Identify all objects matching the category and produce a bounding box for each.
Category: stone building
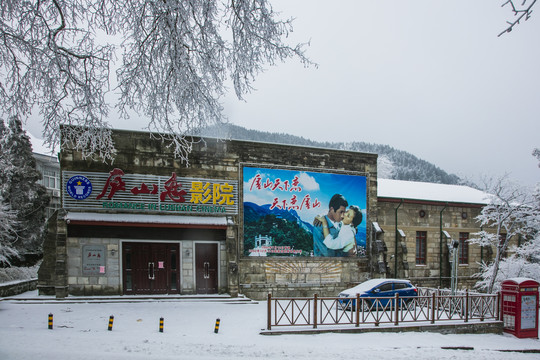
[38,127,508,299]
[375,179,495,289]
[38,127,377,299]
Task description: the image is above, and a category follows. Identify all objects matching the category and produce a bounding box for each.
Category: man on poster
[313,194,348,257]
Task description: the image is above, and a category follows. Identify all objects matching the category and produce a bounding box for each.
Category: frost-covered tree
[0,121,19,265]
[377,155,395,179]
[0,201,18,266]
[533,148,540,165]
[475,187,540,292]
[0,117,49,255]
[471,171,539,293]
[0,0,312,163]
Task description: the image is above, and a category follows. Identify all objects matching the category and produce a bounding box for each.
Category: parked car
[338,278,417,311]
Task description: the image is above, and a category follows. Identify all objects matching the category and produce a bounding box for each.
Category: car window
[394,283,408,290]
[377,283,393,292]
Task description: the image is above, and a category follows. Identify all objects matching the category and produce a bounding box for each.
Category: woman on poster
[315,205,363,257]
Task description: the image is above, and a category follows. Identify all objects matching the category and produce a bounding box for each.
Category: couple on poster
[313,193,363,257]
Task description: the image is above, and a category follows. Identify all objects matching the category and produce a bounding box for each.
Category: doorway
[195,243,219,294]
[122,242,180,295]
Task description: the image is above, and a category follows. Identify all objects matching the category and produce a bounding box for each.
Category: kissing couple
[313,193,363,257]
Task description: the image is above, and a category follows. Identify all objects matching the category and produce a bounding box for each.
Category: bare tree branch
[499,0,537,36]
[0,0,313,163]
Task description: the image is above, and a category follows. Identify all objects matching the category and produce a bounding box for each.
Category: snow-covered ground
[1,291,540,360]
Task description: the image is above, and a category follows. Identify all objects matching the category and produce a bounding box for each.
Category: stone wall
[66,237,121,296]
[0,279,37,297]
[239,258,371,299]
[37,209,69,297]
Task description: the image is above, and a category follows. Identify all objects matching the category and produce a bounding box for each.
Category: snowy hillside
[198,124,466,186]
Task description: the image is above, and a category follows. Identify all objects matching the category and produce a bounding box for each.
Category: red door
[195,243,218,294]
[123,242,180,295]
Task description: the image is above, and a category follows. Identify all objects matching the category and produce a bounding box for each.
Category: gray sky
[25,1,539,188]
[221,0,540,188]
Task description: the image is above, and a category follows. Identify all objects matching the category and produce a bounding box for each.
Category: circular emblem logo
[66,175,93,200]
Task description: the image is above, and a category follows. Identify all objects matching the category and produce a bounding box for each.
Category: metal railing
[266,290,500,330]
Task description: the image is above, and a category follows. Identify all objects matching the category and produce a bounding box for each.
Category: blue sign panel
[66,175,93,200]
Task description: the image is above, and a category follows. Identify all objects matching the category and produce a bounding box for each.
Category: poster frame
[239,162,370,260]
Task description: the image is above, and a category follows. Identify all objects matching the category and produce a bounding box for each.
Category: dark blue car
[338,279,417,311]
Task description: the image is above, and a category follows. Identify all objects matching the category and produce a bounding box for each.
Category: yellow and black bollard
[159,317,164,333]
[48,313,53,330]
[108,315,114,331]
[214,318,220,334]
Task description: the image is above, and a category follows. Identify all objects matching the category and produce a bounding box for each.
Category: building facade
[374,179,495,289]
[33,152,61,219]
[38,128,378,299]
[38,127,512,299]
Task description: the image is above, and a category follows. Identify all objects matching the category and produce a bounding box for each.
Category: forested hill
[198,123,464,185]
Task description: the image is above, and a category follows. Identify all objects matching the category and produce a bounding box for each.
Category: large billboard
[243,166,367,257]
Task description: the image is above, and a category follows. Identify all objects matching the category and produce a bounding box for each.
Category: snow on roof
[503,278,539,285]
[378,178,491,205]
[65,212,230,226]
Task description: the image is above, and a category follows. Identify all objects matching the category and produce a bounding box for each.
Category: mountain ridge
[198,123,468,186]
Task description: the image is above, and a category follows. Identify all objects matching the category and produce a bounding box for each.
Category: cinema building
[38,127,500,299]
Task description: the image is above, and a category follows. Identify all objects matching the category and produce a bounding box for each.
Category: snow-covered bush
[0,263,39,284]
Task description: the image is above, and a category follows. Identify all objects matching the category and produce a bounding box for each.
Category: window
[459,232,469,265]
[43,169,59,190]
[416,231,427,265]
[377,283,393,292]
[394,283,408,290]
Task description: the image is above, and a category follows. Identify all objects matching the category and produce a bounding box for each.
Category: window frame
[459,232,469,265]
[416,231,427,265]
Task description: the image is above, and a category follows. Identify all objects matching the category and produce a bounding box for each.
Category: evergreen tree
[0,200,18,266]
[0,117,49,255]
[0,120,19,265]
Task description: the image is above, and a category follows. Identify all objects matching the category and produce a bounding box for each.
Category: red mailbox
[501,278,539,339]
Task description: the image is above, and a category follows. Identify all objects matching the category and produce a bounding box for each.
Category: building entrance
[195,243,218,294]
[122,242,180,295]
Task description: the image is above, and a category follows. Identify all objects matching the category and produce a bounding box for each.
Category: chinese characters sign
[63,169,238,215]
[82,245,106,275]
[243,166,367,258]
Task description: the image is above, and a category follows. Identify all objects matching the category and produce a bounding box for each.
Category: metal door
[123,242,179,295]
[195,243,218,294]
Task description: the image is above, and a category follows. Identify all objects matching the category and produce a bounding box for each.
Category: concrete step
[1,293,258,305]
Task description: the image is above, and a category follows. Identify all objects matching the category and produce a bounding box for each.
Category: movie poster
[243,166,367,257]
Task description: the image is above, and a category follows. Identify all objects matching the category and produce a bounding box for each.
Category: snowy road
[1,292,539,359]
